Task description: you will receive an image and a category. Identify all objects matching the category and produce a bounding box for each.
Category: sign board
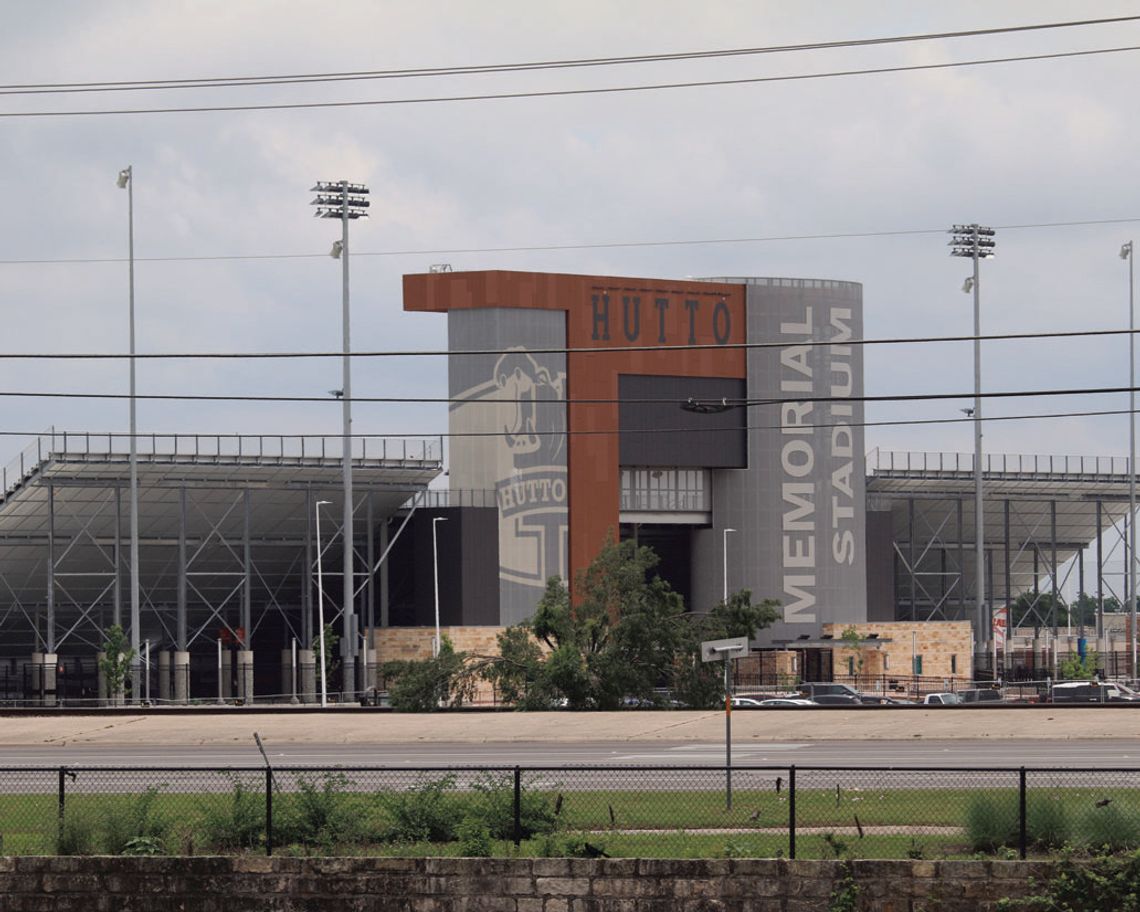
[700,636,749,663]
[992,605,1009,650]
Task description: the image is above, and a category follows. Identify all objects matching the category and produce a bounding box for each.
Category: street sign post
[701,636,749,809]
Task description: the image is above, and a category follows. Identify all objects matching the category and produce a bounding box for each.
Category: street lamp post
[722,528,736,603]
[1123,240,1137,682]
[432,517,447,657]
[315,499,332,708]
[312,181,369,699]
[950,224,995,674]
[116,166,141,700]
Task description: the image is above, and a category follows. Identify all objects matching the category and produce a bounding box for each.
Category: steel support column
[957,498,965,616]
[1051,501,1058,637]
[1004,499,1012,612]
[114,486,122,628]
[46,483,55,654]
[242,488,252,639]
[303,487,313,648]
[1097,499,1104,642]
[177,487,187,651]
[908,498,916,620]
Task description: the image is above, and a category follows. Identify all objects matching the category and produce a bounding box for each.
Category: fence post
[788,765,796,860]
[1019,767,1027,860]
[57,767,67,838]
[513,766,522,846]
[265,769,274,856]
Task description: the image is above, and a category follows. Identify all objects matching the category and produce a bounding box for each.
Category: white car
[922,692,961,705]
[759,697,817,707]
[730,696,766,707]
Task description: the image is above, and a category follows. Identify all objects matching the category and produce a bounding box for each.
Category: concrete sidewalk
[0,707,1137,746]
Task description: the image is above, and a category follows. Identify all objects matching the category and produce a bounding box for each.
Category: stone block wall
[0,855,1062,912]
[372,626,508,703]
[822,621,973,684]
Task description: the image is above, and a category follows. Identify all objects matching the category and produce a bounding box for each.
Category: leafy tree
[840,625,864,675]
[1059,649,1100,680]
[670,589,782,709]
[98,624,136,705]
[487,535,691,710]
[382,635,477,711]
[1010,592,1072,630]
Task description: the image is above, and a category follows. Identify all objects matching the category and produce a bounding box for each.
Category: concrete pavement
[0,706,1137,747]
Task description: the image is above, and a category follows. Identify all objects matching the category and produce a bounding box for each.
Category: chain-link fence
[2,764,1138,859]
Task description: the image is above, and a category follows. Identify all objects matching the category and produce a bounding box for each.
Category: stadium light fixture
[949,224,996,675]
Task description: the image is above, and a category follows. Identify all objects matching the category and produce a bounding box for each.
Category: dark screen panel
[619,374,747,468]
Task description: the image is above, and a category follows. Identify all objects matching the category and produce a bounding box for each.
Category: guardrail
[0,432,444,502]
[866,448,1133,476]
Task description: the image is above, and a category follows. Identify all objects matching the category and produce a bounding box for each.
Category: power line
[0,382,1137,406]
[4,216,1138,266]
[3,44,1136,118]
[0,324,1130,361]
[4,15,1134,95]
[5,404,1140,441]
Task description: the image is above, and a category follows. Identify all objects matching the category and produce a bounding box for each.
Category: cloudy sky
[2,0,1139,482]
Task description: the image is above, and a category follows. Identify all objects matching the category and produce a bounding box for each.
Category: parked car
[810,693,863,706]
[858,693,913,705]
[796,682,861,700]
[1049,681,1140,704]
[759,697,817,707]
[922,692,961,705]
[730,696,766,708]
[959,688,1004,704]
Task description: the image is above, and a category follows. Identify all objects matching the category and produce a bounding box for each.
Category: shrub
[56,810,96,855]
[277,773,362,848]
[100,787,167,855]
[456,817,493,857]
[1002,850,1140,911]
[1026,795,1069,850]
[378,774,460,843]
[198,778,265,851]
[964,791,1019,853]
[1081,803,1140,853]
[468,772,559,841]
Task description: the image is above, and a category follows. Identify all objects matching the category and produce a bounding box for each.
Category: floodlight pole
[1125,240,1137,682]
[950,224,995,675]
[313,180,369,700]
[118,165,141,703]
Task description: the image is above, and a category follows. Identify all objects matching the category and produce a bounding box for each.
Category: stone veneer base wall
[0,855,1061,912]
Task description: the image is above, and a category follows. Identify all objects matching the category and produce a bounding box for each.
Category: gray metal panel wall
[691,279,867,639]
[409,508,499,627]
[864,510,895,622]
[448,309,567,626]
[618,375,747,468]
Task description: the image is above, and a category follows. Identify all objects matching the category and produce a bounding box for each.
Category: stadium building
[0,268,1136,703]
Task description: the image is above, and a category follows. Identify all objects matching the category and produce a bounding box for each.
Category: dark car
[797,682,861,700]
[810,693,863,706]
[959,688,1004,704]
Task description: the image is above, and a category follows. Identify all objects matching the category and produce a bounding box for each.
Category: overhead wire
[3,15,1135,95]
[0,382,1135,406]
[3,215,1139,266]
[3,44,1137,118]
[0,324,1127,361]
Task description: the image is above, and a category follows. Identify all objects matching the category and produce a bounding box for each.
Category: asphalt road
[2,739,1139,768]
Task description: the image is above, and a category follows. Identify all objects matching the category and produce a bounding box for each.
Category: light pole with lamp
[312,181,369,699]
[116,166,141,700]
[432,516,447,657]
[315,499,332,708]
[722,528,736,604]
[1123,240,1137,682]
[950,224,995,675]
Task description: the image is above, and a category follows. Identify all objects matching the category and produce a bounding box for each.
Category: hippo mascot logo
[492,348,568,586]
